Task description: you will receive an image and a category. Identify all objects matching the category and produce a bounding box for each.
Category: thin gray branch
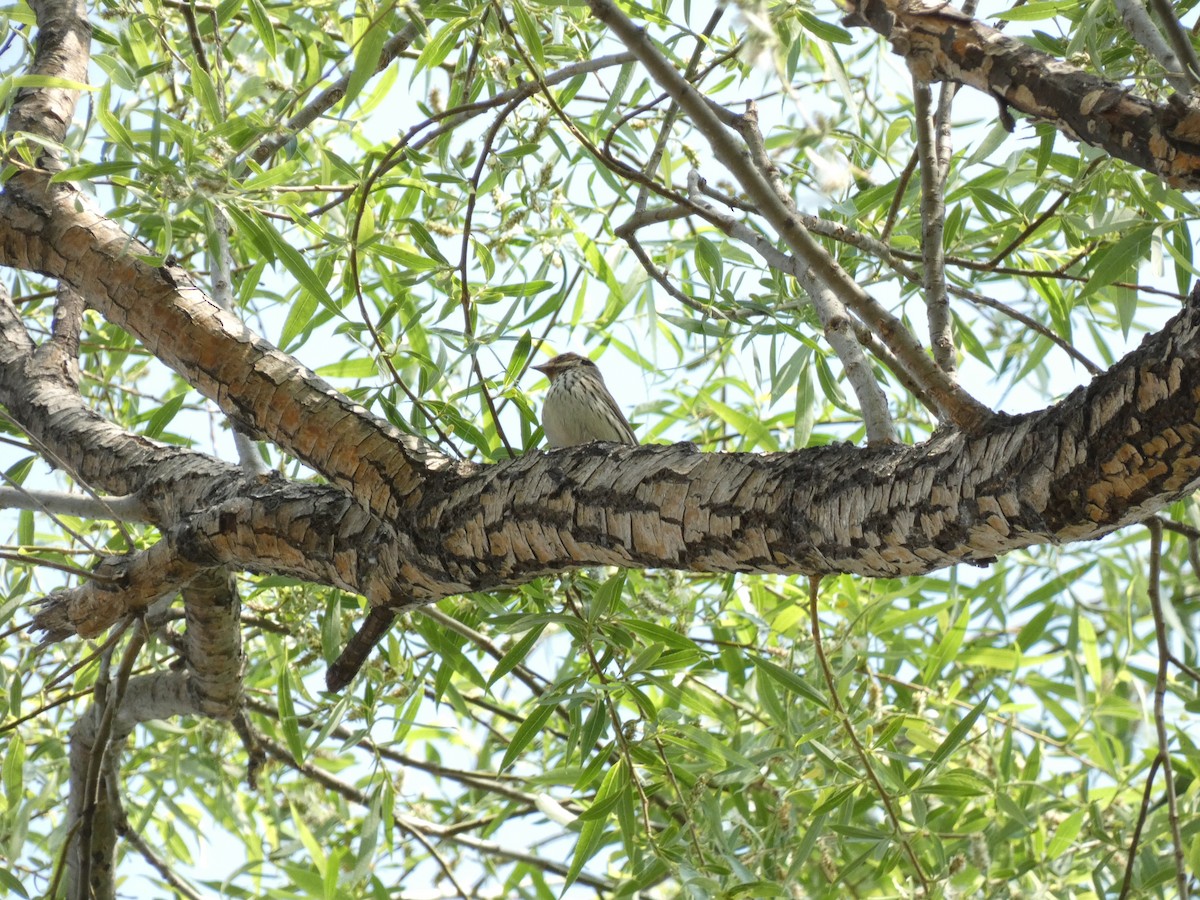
[1115,0,1195,92]
[210,209,264,474]
[0,487,149,521]
[913,79,955,375]
[1146,0,1200,88]
[684,170,896,443]
[587,0,992,433]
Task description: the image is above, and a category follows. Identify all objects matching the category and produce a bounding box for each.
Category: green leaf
[289,801,327,879]
[3,731,24,807]
[414,18,466,73]
[1079,224,1154,302]
[590,570,626,621]
[96,84,134,151]
[707,396,777,451]
[344,14,389,110]
[484,279,554,298]
[996,0,1080,20]
[794,9,852,43]
[315,357,378,379]
[278,288,318,351]
[500,702,557,771]
[751,655,829,709]
[922,601,969,683]
[966,123,1012,166]
[374,243,446,271]
[277,655,305,764]
[486,622,546,688]
[245,0,277,58]
[1078,615,1102,689]
[694,235,723,286]
[188,60,222,123]
[566,761,625,886]
[623,620,702,654]
[0,869,29,900]
[12,74,94,91]
[1046,809,1084,859]
[512,2,545,69]
[920,695,990,778]
[143,391,186,439]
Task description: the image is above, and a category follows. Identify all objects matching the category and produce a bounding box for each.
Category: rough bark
[20,275,1200,641]
[5,0,1200,675]
[843,0,1200,189]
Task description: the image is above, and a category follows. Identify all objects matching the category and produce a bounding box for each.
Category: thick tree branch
[843,0,1200,189]
[4,0,89,155]
[33,480,401,640]
[28,283,1200,645]
[0,178,460,519]
[181,568,244,718]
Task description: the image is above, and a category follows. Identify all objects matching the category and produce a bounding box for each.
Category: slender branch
[1120,754,1163,900]
[880,151,918,243]
[913,79,955,375]
[1146,0,1200,87]
[587,0,992,433]
[1145,517,1188,898]
[808,576,930,894]
[119,821,205,900]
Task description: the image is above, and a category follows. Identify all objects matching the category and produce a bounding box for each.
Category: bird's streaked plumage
[533,352,637,448]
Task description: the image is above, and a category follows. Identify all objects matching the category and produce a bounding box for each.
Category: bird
[533,352,637,448]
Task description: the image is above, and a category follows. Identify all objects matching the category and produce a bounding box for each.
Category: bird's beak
[532,362,551,375]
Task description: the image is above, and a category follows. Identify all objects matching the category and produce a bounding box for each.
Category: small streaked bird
[533,352,637,448]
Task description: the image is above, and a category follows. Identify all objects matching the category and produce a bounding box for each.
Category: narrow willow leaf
[500,702,556,772]
[486,621,546,688]
[921,695,991,777]
[566,761,625,886]
[751,656,829,709]
[344,14,389,110]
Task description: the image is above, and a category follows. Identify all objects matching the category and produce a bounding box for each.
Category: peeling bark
[24,284,1200,643]
[843,0,1200,189]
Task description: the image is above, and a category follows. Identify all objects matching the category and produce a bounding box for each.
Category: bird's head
[532,352,600,382]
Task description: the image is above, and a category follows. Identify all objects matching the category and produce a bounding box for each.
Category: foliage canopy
[1,0,1199,897]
